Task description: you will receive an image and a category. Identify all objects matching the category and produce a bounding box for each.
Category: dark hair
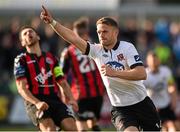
[19,26,38,41]
[96,17,119,28]
[73,17,89,36]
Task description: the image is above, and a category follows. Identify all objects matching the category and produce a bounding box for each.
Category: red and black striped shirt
[14,52,64,99]
[60,45,105,100]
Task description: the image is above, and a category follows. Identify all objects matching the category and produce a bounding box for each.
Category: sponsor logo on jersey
[35,67,52,84]
[106,61,125,70]
[103,54,108,58]
[27,60,36,64]
[134,55,141,62]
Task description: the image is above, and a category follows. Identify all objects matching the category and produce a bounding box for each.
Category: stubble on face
[21,28,39,47]
[97,24,118,49]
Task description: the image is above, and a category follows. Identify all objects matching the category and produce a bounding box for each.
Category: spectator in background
[1,33,16,76]
[154,17,171,47]
[14,26,78,131]
[154,40,173,66]
[144,51,178,132]
[143,19,156,47]
[42,25,60,56]
[31,17,42,33]
[136,31,149,63]
[120,18,138,46]
[170,21,180,94]
[60,17,105,131]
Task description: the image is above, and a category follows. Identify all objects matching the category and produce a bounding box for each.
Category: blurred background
[0,0,180,130]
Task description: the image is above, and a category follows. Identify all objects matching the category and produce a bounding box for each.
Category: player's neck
[26,43,42,57]
[151,67,159,73]
[104,39,117,50]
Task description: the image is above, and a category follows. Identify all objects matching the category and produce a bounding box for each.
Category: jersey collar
[103,41,120,52]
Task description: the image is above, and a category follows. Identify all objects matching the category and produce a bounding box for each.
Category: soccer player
[40,6,161,131]
[60,17,105,131]
[14,26,78,131]
[144,51,178,132]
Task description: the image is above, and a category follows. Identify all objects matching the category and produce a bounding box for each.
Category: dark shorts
[24,98,74,127]
[111,96,161,131]
[158,104,176,123]
[76,96,103,121]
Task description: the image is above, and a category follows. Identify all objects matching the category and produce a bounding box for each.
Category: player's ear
[115,27,119,34]
[37,35,40,41]
[114,27,119,36]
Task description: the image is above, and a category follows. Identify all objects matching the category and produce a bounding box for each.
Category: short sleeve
[14,55,26,80]
[164,66,175,85]
[126,44,143,69]
[84,42,101,59]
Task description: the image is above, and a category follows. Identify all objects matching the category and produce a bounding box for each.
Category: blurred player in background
[60,17,105,131]
[144,51,178,132]
[14,26,78,131]
[40,6,161,131]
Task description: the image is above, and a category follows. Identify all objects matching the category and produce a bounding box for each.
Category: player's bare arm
[168,83,178,109]
[101,65,147,81]
[58,79,79,112]
[16,79,49,111]
[40,6,87,54]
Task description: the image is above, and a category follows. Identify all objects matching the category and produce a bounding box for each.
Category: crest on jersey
[117,54,125,61]
[46,57,53,64]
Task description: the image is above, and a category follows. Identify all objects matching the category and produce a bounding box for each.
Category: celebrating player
[40,6,161,131]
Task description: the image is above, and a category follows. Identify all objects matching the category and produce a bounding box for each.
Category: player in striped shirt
[14,26,78,131]
[60,17,105,131]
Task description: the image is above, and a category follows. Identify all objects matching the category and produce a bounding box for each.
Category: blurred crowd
[0,15,180,95]
[0,15,180,131]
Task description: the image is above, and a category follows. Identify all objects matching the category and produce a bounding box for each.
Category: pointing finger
[42,5,48,15]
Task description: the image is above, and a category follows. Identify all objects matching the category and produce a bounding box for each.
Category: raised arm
[40,6,88,54]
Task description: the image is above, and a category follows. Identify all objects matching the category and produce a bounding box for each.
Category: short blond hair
[96,17,118,28]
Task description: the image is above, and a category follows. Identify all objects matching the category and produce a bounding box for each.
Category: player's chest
[99,50,127,70]
[148,73,167,87]
[26,55,54,72]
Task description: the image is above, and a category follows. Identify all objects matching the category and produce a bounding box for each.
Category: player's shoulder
[118,41,135,53]
[14,52,26,61]
[45,51,59,61]
[159,65,171,73]
[14,53,27,67]
[145,67,151,73]
[120,41,134,48]
[61,47,69,58]
[89,42,103,50]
